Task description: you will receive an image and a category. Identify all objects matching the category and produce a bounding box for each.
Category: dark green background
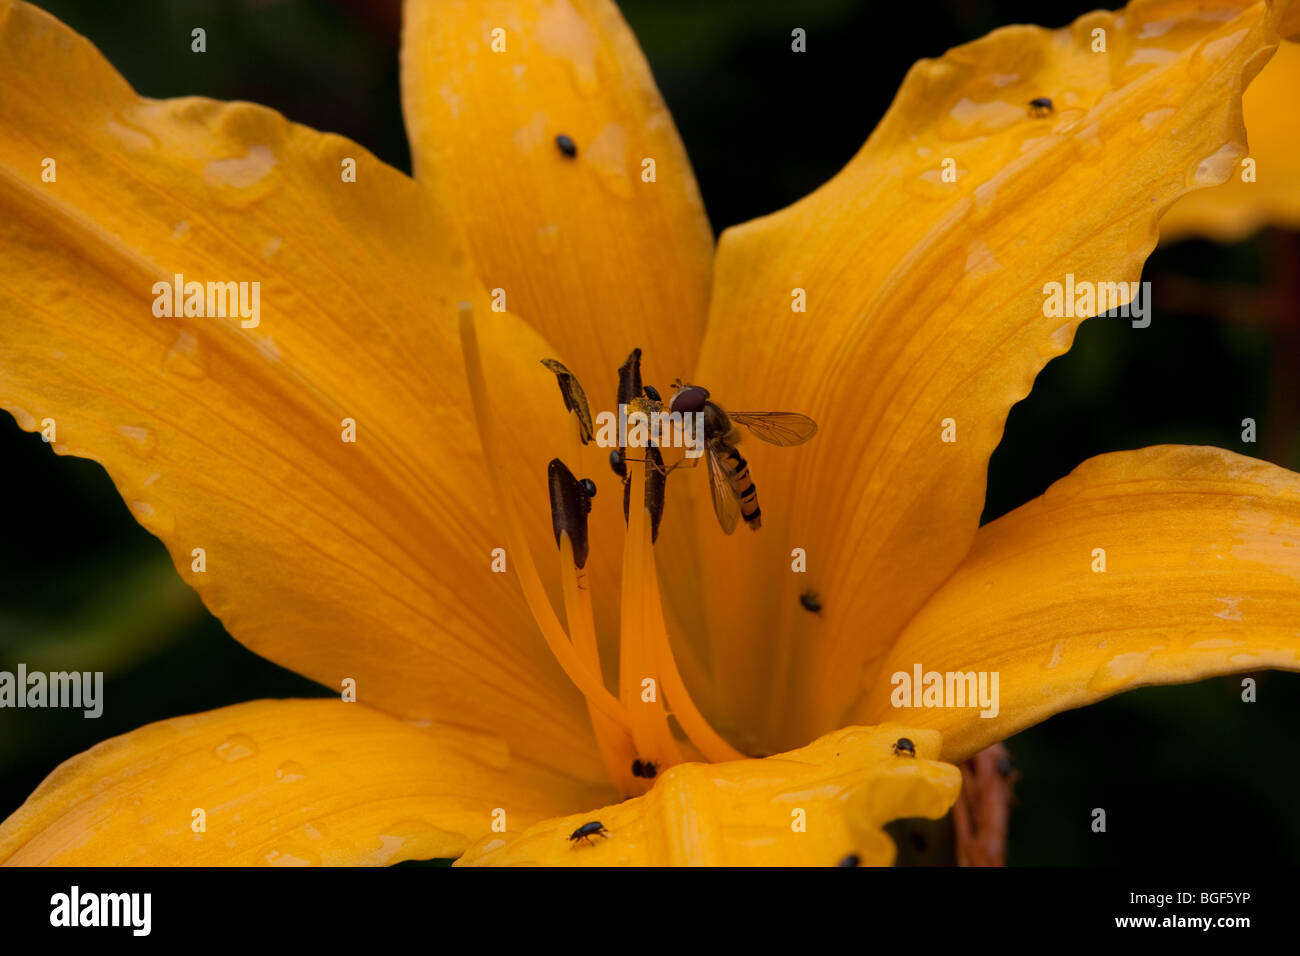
[1,0,1297,866]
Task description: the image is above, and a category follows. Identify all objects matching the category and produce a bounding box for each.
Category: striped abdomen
[717,441,762,530]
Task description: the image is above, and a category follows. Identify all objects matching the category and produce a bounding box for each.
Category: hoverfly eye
[580,478,597,499]
[643,385,662,403]
[670,385,709,414]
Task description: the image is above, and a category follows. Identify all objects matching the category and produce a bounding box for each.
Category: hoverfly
[668,381,817,534]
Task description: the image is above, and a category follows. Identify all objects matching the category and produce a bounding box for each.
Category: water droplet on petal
[1187,28,1248,81]
[163,329,207,380]
[903,165,963,200]
[1087,650,1158,692]
[119,424,157,456]
[4,405,36,431]
[215,734,258,762]
[1139,107,1177,133]
[275,760,307,783]
[368,820,468,866]
[964,237,1001,279]
[1189,142,1244,187]
[264,845,320,866]
[537,223,560,255]
[204,146,278,192]
[1137,18,1175,40]
[937,97,1024,140]
[301,821,327,841]
[584,123,633,198]
[106,115,158,152]
[534,0,603,97]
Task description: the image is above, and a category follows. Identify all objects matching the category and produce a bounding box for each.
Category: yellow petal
[400,0,713,389]
[855,446,1300,761]
[0,0,604,780]
[1160,40,1300,241]
[691,0,1286,747]
[456,725,960,866]
[0,700,613,865]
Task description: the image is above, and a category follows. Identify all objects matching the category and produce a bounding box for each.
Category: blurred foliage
[0,0,1296,865]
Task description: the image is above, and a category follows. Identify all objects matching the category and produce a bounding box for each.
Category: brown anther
[645,445,667,543]
[548,458,594,568]
[540,358,595,444]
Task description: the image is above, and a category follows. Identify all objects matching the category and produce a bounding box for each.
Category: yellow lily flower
[1,0,1298,867]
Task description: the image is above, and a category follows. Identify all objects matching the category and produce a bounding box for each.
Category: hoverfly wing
[705,442,742,535]
[540,358,596,444]
[728,411,818,446]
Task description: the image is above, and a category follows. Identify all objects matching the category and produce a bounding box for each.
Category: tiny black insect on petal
[892,737,916,757]
[555,133,578,158]
[1028,97,1053,117]
[631,758,659,779]
[837,853,861,867]
[567,820,610,845]
[799,590,822,614]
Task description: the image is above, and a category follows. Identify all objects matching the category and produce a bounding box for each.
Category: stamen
[617,348,643,405]
[552,414,645,793]
[644,446,667,543]
[548,459,593,569]
[619,464,684,765]
[457,303,628,730]
[642,527,747,763]
[540,358,595,445]
[473,321,747,788]
[559,533,640,794]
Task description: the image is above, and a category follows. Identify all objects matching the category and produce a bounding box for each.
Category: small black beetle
[892,737,916,757]
[568,820,610,846]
